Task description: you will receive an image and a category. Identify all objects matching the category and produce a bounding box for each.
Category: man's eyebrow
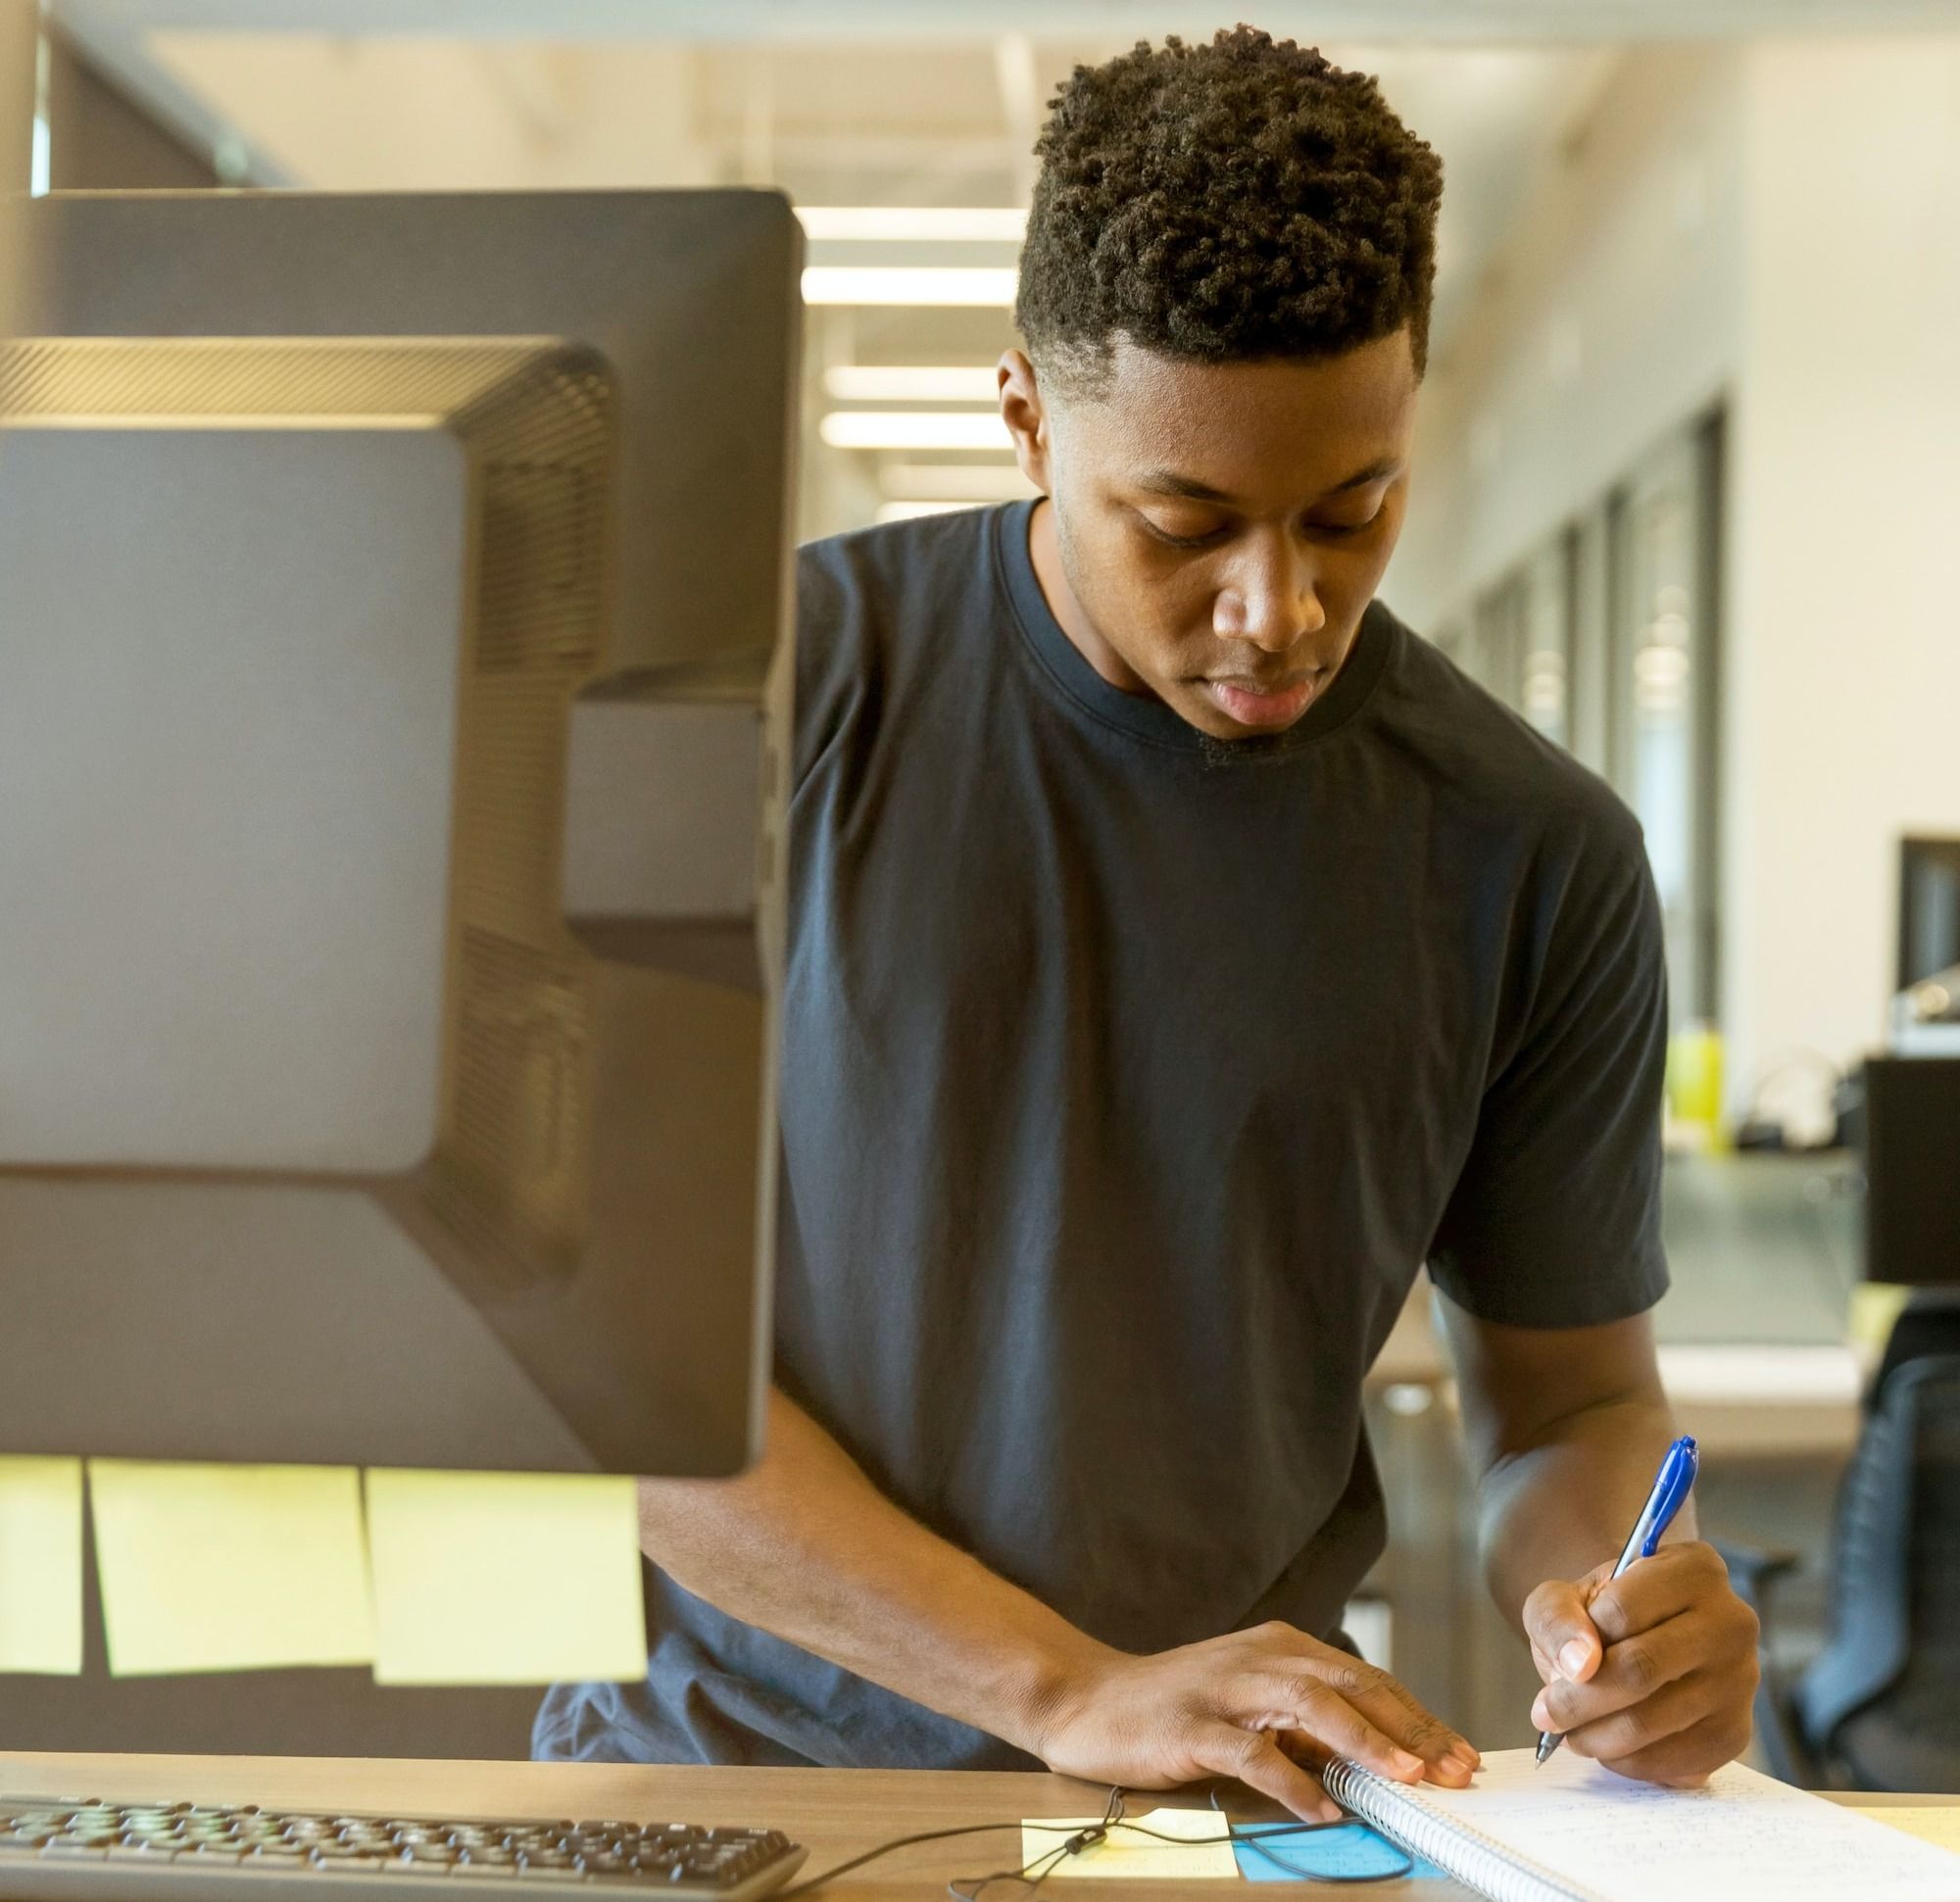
[1324,456,1403,495]
[1134,458,1403,504]
[1134,471,1238,503]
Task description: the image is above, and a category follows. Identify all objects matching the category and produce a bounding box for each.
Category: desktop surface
[0,1752,1932,1901]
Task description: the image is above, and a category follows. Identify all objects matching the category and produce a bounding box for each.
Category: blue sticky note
[1231,1819,1446,1882]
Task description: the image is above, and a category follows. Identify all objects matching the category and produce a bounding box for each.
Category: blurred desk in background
[1658,1147,1865,1454]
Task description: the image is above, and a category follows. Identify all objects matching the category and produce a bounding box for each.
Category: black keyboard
[0,1797,806,1902]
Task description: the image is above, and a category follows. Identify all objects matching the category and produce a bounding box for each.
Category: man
[536,27,1758,1818]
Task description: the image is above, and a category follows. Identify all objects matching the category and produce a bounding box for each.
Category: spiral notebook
[1320,1747,1960,1902]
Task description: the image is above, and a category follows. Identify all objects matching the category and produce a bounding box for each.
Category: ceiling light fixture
[802,267,1018,308]
[796,208,1028,242]
[822,366,1003,403]
[820,412,1015,451]
[875,501,977,523]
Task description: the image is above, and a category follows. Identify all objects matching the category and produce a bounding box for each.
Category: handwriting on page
[1415,1749,1960,1902]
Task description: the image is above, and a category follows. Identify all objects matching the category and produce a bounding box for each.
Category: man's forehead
[1080,330,1419,495]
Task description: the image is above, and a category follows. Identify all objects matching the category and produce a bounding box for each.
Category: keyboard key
[0,1796,804,1896]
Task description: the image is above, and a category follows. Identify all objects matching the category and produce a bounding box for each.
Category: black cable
[780,1779,1415,1897]
[948,1786,1125,1901]
[772,1820,1026,1898]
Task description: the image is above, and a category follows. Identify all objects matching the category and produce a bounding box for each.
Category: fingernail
[1530,1696,1550,1731]
[1558,1640,1592,1679]
[1446,1742,1481,1769]
[1318,1800,1343,1825]
[1393,1749,1424,1777]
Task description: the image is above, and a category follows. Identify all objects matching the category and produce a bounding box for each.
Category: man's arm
[1441,1299,1758,1784]
[635,1386,1480,1820]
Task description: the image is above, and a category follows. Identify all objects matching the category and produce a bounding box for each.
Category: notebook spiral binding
[1319,1760,1608,1902]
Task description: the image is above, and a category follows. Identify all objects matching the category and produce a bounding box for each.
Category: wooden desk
[0,1755,1933,1901]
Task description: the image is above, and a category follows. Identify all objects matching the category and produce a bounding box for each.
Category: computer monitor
[1899,835,1960,992]
[0,189,801,1480]
[1861,1056,1960,1288]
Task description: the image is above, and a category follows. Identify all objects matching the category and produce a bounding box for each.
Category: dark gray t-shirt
[534,500,1669,1769]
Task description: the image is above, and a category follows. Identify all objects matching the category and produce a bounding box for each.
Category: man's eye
[1307,511,1385,539]
[1139,515,1227,549]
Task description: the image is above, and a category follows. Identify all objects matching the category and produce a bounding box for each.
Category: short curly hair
[1016,27,1445,393]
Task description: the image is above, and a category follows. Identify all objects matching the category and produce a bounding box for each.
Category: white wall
[1726,38,1960,1086]
[1386,44,1745,630]
[1390,35,1960,1105]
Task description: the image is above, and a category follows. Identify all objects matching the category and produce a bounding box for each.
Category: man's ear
[997,349,1053,494]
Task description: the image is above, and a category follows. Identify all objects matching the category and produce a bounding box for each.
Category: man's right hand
[1025,1621,1480,1822]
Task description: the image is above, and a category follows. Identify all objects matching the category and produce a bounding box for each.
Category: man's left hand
[1522,1541,1758,1785]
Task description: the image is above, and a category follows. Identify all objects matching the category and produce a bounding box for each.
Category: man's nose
[1212,532,1327,654]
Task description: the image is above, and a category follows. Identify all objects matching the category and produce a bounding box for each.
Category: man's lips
[1201,673,1322,730]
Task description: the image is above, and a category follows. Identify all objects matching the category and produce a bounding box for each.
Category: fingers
[1545,1670,1726,1765]
[1348,1673,1481,1786]
[1237,1674,1429,1784]
[1586,1542,1732,1644]
[1591,1707,1754,1787]
[1225,1631,1478,1786]
[1522,1577,1604,1687]
[1527,1547,1759,1759]
[1531,1617,1701,1734]
[1192,1724,1342,1825]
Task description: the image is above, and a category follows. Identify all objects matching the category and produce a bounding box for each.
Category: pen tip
[1535,1736,1554,1767]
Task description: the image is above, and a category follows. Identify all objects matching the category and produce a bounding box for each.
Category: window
[1606,411,1725,1028]
[1449,405,1726,1033]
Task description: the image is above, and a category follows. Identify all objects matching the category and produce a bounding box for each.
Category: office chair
[1723,1344,1960,1792]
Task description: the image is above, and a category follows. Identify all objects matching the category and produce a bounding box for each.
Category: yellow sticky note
[364,1470,645,1685]
[1019,1808,1240,1880]
[1854,1809,1960,1856]
[0,1456,84,1675]
[1850,1283,1913,1358]
[88,1460,373,1675]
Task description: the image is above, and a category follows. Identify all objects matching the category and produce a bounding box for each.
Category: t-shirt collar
[995,496,1393,756]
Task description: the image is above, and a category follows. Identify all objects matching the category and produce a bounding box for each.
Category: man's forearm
[1474,1392,1689,1627]
[634,1387,1112,1751]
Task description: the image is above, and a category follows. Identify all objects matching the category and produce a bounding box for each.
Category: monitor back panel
[0,192,801,1478]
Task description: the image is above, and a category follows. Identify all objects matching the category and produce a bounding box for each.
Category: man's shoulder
[789,504,1009,787]
[1367,597,1644,868]
[796,503,1004,620]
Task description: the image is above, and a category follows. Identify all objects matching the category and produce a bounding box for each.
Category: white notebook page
[1400,1748,1960,1902]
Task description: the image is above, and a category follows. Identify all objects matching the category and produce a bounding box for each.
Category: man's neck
[1026,496,1152,698]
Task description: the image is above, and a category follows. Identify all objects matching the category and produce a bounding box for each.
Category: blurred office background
[4,0,1958,1780]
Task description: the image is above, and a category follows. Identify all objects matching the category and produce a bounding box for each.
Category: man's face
[1003,330,1420,742]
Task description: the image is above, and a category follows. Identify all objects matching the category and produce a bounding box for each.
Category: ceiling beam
[53,0,1960,43]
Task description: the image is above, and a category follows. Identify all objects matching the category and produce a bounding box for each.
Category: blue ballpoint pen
[1535,1434,1699,1767]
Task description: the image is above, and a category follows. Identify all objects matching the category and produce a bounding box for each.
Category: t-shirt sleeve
[1426,807,1671,1328]
[791,544,855,793]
